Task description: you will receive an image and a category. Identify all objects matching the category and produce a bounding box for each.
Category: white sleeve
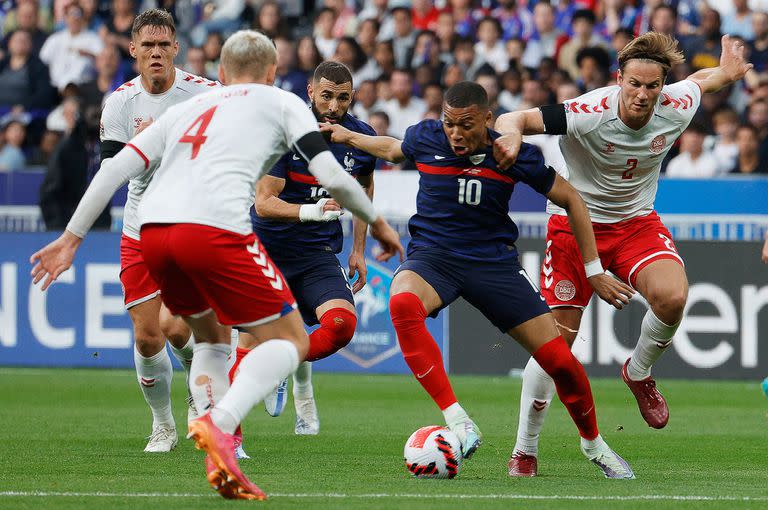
[66,148,148,237]
[564,87,615,137]
[660,80,703,127]
[280,90,317,147]
[100,93,130,143]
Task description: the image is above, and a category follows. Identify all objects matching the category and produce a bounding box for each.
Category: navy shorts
[271,250,354,326]
[395,246,550,332]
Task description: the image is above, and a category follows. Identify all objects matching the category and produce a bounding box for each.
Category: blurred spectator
[27,128,60,165]
[334,36,377,84]
[410,30,440,72]
[357,18,379,58]
[731,124,767,174]
[79,44,124,110]
[373,39,395,77]
[435,11,456,61]
[556,80,580,103]
[441,62,465,88]
[359,0,394,41]
[369,110,390,136]
[648,4,677,38]
[422,81,443,112]
[748,98,768,162]
[189,0,245,46]
[98,0,135,61]
[79,0,104,31]
[0,119,27,170]
[475,17,508,74]
[252,0,288,39]
[453,35,482,79]
[412,0,438,32]
[558,9,606,81]
[314,7,337,59]
[603,0,640,37]
[274,37,309,101]
[520,76,549,108]
[666,123,718,178]
[384,68,426,138]
[682,8,722,71]
[326,0,357,38]
[704,107,740,175]
[492,0,532,41]
[46,83,81,132]
[1,1,49,57]
[498,67,522,112]
[375,75,392,104]
[183,46,206,77]
[203,31,223,80]
[39,97,89,229]
[40,3,103,91]
[521,1,563,69]
[391,6,415,69]
[296,35,323,77]
[721,0,754,41]
[0,30,55,110]
[451,0,485,39]
[575,46,611,92]
[352,79,379,122]
[609,27,633,72]
[475,64,506,120]
[749,12,768,73]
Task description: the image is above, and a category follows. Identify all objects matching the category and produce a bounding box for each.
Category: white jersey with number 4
[100,69,219,239]
[128,84,320,235]
[547,79,702,223]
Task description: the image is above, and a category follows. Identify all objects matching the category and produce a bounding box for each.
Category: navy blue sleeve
[268,153,291,179]
[400,122,422,161]
[506,143,557,195]
[356,121,378,176]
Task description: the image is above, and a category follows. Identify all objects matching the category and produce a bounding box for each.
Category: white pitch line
[1,491,767,502]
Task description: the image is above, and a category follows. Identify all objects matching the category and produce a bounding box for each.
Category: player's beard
[311,101,343,124]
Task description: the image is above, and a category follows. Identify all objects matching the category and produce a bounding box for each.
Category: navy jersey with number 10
[401,120,556,262]
[252,112,377,254]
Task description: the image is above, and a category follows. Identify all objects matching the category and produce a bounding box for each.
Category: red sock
[306,308,357,361]
[533,336,599,440]
[390,292,457,410]
[228,346,250,438]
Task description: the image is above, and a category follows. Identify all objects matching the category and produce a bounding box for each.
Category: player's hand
[299,198,342,222]
[588,273,634,310]
[720,34,754,82]
[370,217,404,262]
[29,231,82,291]
[319,122,354,144]
[135,117,154,135]
[493,132,523,170]
[762,237,768,263]
[348,251,368,293]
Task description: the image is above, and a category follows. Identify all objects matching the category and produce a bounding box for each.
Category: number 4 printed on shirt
[179,106,218,159]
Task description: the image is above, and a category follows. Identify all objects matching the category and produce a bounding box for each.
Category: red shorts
[139,223,297,327]
[540,211,684,308]
[120,234,161,309]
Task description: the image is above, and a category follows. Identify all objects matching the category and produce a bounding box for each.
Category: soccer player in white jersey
[494,32,752,476]
[30,30,403,500]
[99,9,220,453]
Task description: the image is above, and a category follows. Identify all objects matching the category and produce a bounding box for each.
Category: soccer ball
[404,426,462,479]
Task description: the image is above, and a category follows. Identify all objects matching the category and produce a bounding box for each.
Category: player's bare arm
[546,174,634,309]
[255,175,342,222]
[492,108,546,169]
[687,35,753,94]
[349,173,374,293]
[320,122,406,163]
[762,233,768,264]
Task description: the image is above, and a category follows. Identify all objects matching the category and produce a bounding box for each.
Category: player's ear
[218,64,227,85]
[129,40,136,59]
[265,63,277,85]
[173,40,179,58]
[307,81,313,99]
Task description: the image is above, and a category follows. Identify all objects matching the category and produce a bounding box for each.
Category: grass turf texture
[0,368,766,510]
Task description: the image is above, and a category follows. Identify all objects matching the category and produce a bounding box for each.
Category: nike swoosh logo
[292,154,301,160]
[434,155,445,160]
[581,406,594,417]
[416,366,434,379]
[532,400,548,411]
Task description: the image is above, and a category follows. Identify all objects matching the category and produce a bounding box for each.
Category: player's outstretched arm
[687,35,753,93]
[493,108,547,169]
[319,123,406,163]
[30,147,148,290]
[255,175,342,223]
[546,174,635,309]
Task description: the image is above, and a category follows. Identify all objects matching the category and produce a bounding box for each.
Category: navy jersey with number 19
[401,120,556,262]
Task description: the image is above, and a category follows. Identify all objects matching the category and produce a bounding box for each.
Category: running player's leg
[159,304,197,421]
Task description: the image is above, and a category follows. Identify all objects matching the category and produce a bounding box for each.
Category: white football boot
[144,424,178,452]
[448,418,482,459]
[264,378,289,417]
[294,397,320,435]
[581,437,635,479]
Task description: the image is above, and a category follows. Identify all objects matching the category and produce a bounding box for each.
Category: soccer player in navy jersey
[321,81,637,478]
[228,62,377,452]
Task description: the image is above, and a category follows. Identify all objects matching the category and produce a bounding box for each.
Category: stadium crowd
[0,0,767,183]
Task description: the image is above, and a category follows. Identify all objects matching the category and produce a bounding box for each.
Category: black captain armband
[293,131,330,163]
[100,140,126,162]
[539,104,568,135]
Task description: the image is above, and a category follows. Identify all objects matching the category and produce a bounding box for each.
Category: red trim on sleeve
[288,171,319,185]
[127,143,149,170]
[416,163,515,184]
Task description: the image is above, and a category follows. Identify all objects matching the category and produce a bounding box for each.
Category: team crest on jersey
[469,154,485,165]
[133,117,143,129]
[554,280,576,301]
[649,135,666,154]
[344,153,355,172]
[602,142,615,154]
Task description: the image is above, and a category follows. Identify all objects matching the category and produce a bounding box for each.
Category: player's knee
[160,315,190,347]
[649,288,687,324]
[389,292,427,327]
[320,307,357,348]
[134,333,166,357]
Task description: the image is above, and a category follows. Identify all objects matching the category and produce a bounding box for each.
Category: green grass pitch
[0,368,766,509]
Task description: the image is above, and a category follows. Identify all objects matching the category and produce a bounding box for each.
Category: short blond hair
[221,30,277,81]
[617,32,685,78]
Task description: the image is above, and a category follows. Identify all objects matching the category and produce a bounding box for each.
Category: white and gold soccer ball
[404,426,462,479]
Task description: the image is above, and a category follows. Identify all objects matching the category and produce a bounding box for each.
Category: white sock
[189,343,231,415]
[580,434,605,458]
[214,339,300,434]
[627,309,678,381]
[293,361,313,400]
[442,402,469,426]
[134,345,175,428]
[225,329,240,375]
[514,357,556,457]
[169,334,195,383]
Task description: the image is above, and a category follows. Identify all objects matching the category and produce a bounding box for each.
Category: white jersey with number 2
[128,84,320,236]
[547,79,702,223]
[100,69,218,239]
